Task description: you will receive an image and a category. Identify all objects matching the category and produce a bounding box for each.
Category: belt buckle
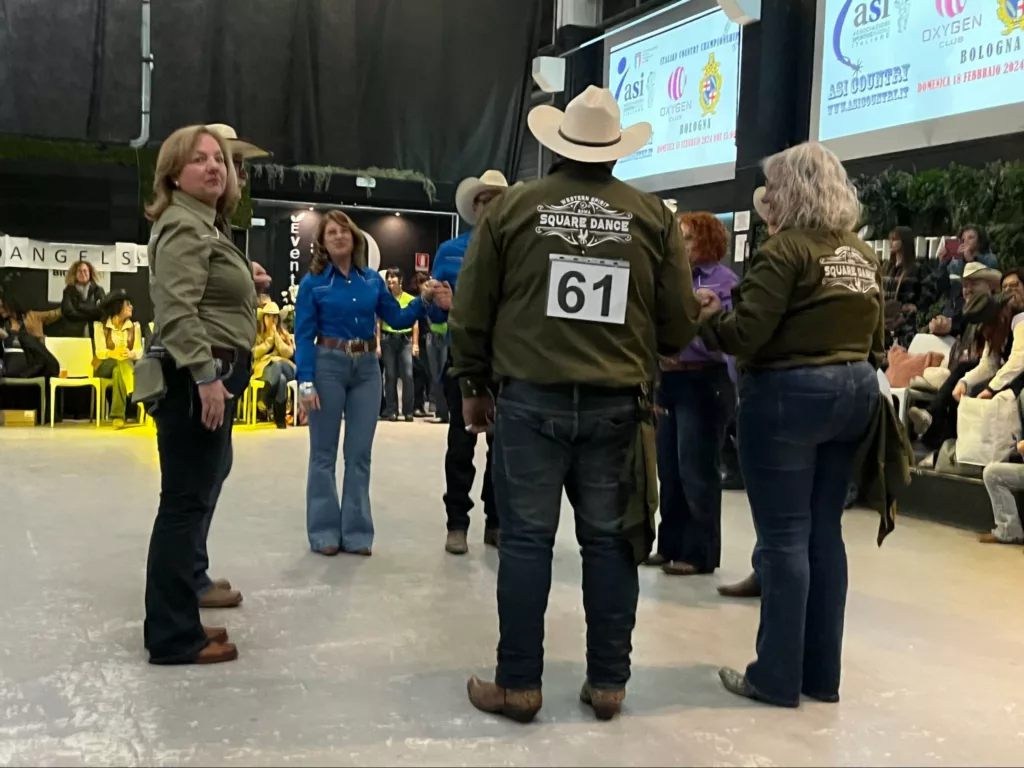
[346,340,364,358]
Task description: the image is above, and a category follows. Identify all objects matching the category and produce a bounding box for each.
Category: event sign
[610,9,740,182]
[818,0,1024,142]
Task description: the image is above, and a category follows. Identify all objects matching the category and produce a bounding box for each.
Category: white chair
[287,380,300,424]
[45,337,103,427]
[890,333,956,424]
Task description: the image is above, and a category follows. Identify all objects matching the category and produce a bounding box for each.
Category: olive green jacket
[149,191,258,382]
[703,228,885,370]
[449,162,701,396]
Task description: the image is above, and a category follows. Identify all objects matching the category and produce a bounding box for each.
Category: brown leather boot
[580,681,625,721]
[717,573,761,598]
[446,530,469,555]
[199,585,243,608]
[211,578,232,590]
[195,641,238,664]
[467,676,542,723]
[483,529,500,548]
[203,626,228,644]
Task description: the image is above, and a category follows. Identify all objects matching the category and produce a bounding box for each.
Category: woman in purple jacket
[647,212,738,576]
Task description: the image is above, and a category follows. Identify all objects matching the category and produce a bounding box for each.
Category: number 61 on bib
[545,254,630,325]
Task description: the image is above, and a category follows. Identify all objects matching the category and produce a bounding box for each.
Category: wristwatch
[299,382,316,396]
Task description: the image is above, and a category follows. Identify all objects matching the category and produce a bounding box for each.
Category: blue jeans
[493,379,639,691]
[655,365,735,571]
[426,333,449,420]
[306,349,381,552]
[381,332,413,418]
[737,361,878,706]
[261,360,295,404]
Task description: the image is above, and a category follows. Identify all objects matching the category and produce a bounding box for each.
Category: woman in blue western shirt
[295,210,434,556]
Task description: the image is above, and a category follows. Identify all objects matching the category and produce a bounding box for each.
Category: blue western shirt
[294,263,424,384]
[425,230,472,326]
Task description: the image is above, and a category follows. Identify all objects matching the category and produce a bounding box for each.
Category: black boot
[273,400,287,429]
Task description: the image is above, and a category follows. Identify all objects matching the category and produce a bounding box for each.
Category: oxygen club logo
[667,66,687,101]
[936,0,966,16]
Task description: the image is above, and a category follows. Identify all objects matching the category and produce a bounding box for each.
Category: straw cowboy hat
[206,123,271,160]
[455,170,509,225]
[960,261,1001,283]
[752,186,769,221]
[528,85,652,164]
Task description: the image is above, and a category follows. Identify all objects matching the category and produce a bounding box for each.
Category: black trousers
[442,368,497,531]
[144,363,235,664]
[922,359,978,449]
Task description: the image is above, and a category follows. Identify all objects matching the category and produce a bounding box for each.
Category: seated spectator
[253,301,295,429]
[911,291,1024,452]
[882,226,923,349]
[55,260,106,338]
[981,438,1024,546]
[0,296,61,379]
[92,291,142,428]
[926,261,1000,342]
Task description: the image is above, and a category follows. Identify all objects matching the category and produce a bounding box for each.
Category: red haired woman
[648,212,738,576]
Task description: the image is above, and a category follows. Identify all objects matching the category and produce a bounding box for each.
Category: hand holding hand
[252,262,272,291]
[433,282,453,311]
[463,394,494,434]
[198,379,232,430]
[695,288,721,320]
[953,381,967,402]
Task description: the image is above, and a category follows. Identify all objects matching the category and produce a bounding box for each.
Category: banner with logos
[817,0,1024,143]
[0,236,148,273]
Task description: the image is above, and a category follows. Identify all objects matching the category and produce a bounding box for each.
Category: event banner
[610,9,740,182]
[0,236,148,273]
[818,0,1024,141]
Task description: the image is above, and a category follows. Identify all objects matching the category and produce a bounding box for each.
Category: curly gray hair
[762,142,860,233]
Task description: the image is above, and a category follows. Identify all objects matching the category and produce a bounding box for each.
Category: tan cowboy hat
[455,170,509,225]
[528,85,652,164]
[206,123,271,159]
[753,186,769,221]
[961,261,1001,282]
[261,301,281,315]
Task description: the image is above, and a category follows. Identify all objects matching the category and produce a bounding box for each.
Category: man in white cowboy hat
[206,124,273,293]
[189,123,274,611]
[425,168,509,556]
[445,84,701,722]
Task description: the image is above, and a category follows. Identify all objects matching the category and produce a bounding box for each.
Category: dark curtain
[0,0,541,184]
[555,25,602,109]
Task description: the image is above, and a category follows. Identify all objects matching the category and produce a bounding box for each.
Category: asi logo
[997,0,1024,34]
[699,54,721,117]
[832,0,893,72]
[667,66,687,101]
[936,0,966,16]
[613,55,646,103]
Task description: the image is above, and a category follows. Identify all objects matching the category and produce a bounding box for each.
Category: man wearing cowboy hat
[206,124,273,293]
[427,169,509,556]
[446,85,700,722]
[189,124,273,611]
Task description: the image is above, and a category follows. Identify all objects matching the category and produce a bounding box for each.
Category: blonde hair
[145,125,240,222]
[65,259,98,286]
[762,142,860,233]
[310,210,368,275]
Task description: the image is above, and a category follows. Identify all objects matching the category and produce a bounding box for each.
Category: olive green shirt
[703,228,884,370]
[449,162,700,395]
[149,191,258,382]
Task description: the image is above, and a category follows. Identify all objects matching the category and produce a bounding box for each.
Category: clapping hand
[695,288,721,320]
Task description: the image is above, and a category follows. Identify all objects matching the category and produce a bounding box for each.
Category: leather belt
[211,346,247,364]
[317,337,377,354]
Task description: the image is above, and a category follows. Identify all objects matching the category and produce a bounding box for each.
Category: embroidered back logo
[819,246,878,293]
[535,196,633,249]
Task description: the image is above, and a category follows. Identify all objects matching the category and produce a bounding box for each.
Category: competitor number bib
[545,254,629,325]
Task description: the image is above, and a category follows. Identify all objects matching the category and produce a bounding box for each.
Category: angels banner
[0,235,148,273]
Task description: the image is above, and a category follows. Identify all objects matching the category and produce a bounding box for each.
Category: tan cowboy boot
[467,676,542,723]
[580,680,626,721]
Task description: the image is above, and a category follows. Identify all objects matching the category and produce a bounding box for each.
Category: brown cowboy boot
[717,572,761,598]
[467,676,542,723]
[580,681,625,721]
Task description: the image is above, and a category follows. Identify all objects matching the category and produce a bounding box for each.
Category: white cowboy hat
[527,85,652,164]
[960,262,1001,282]
[753,186,770,221]
[206,123,271,160]
[663,199,678,214]
[455,170,509,225]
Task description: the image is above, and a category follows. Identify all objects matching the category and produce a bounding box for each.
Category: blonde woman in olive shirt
[701,142,884,709]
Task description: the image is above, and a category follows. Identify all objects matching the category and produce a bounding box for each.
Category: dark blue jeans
[655,365,735,571]
[381,332,413,418]
[737,361,878,706]
[493,379,639,691]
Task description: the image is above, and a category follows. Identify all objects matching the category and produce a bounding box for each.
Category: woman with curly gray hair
[700,142,885,708]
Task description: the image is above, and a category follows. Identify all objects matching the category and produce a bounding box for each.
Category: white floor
[0,421,1022,767]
